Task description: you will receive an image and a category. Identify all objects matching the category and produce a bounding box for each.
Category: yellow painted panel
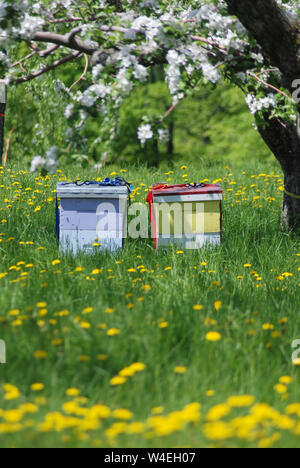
[183,203,204,235]
[155,201,221,235]
[204,201,221,233]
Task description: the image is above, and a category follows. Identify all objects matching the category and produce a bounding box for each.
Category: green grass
[0,158,299,448]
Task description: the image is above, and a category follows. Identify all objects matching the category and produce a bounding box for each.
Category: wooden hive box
[56,183,128,254]
[146,183,222,250]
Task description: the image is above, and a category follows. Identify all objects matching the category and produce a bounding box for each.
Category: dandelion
[3,410,23,423]
[274,384,287,394]
[262,323,274,331]
[204,421,233,440]
[66,388,80,397]
[206,404,231,421]
[110,376,127,386]
[214,301,222,311]
[158,321,169,328]
[31,383,45,392]
[113,409,133,420]
[130,362,146,372]
[107,328,120,336]
[4,384,20,400]
[193,305,203,311]
[80,322,91,329]
[174,366,187,374]
[206,332,222,342]
[227,395,255,407]
[78,355,90,362]
[97,354,108,361]
[33,350,47,359]
[51,338,63,346]
[51,260,60,266]
[91,268,102,275]
[279,375,293,385]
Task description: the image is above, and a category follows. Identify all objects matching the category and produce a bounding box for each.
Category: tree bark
[0,81,6,163]
[225,0,300,90]
[257,115,300,229]
[225,0,300,229]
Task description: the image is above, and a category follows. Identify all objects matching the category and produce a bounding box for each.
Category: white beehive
[56,183,129,254]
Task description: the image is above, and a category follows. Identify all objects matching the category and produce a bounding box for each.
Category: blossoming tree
[1,0,300,228]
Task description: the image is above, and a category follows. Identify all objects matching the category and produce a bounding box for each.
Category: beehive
[56,182,129,254]
[146,183,222,250]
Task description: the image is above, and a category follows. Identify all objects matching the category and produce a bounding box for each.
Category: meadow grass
[0,158,299,448]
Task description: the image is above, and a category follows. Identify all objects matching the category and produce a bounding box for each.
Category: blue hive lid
[56,182,128,198]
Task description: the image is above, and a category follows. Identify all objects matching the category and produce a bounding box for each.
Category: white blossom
[30,156,47,173]
[133,64,148,81]
[18,14,45,40]
[158,129,169,142]
[245,94,277,115]
[64,104,74,119]
[138,124,153,144]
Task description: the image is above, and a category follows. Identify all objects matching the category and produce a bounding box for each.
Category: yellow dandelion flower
[204,421,233,440]
[80,322,91,329]
[66,388,80,397]
[227,395,255,408]
[107,328,120,336]
[262,323,274,331]
[33,350,47,359]
[206,331,222,342]
[206,404,231,421]
[113,409,133,420]
[130,362,146,372]
[193,304,203,311]
[279,376,292,385]
[30,383,45,392]
[159,321,169,328]
[214,301,222,311]
[110,376,127,386]
[274,384,287,394]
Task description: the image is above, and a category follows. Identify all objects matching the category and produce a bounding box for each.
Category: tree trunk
[281,171,300,230]
[258,115,300,230]
[0,81,6,163]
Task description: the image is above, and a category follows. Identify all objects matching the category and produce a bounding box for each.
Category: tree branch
[68,54,89,91]
[12,52,81,85]
[225,0,300,89]
[32,30,97,55]
[247,71,291,100]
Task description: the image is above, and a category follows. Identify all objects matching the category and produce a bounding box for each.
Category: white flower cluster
[76,83,110,107]
[3,0,298,161]
[19,13,44,40]
[245,94,277,115]
[137,124,153,144]
[30,146,58,174]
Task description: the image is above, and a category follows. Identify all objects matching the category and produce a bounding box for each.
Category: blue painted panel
[60,198,124,231]
[60,230,123,254]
